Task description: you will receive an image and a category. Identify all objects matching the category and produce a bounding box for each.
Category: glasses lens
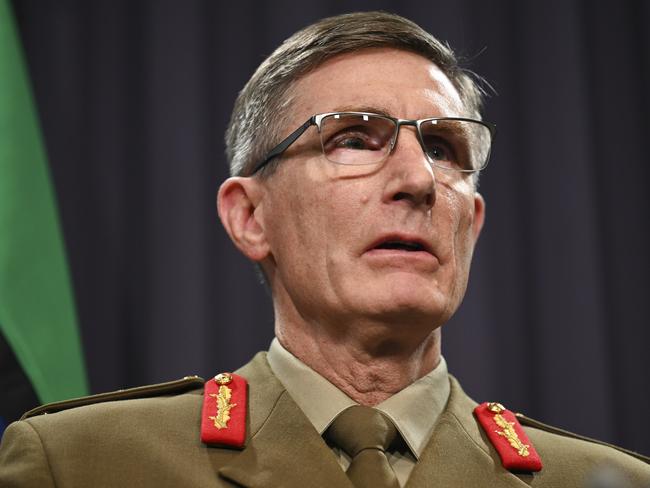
[319,113,395,165]
[419,119,492,171]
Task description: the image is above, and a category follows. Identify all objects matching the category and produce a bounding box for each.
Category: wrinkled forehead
[285,48,466,131]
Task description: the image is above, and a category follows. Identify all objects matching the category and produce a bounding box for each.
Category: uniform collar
[266,337,450,459]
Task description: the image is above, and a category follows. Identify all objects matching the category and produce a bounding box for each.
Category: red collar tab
[200,372,247,448]
[474,402,543,472]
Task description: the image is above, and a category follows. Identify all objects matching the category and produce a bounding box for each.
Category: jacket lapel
[405,376,531,488]
[216,353,353,488]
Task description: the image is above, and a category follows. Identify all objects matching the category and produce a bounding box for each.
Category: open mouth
[364,234,438,268]
[367,234,433,255]
[374,240,426,252]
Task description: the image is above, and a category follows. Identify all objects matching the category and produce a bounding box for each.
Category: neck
[275,314,441,406]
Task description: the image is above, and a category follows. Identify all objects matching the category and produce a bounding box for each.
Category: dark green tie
[326,406,400,488]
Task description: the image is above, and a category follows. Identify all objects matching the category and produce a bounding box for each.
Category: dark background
[12,0,650,455]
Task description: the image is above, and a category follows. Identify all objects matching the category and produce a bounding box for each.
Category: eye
[319,114,396,165]
[422,136,455,163]
[337,135,370,150]
[327,129,383,151]
[426,143,452,161]
[419,119,485,171]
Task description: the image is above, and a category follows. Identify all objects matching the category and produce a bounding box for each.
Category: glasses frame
[247,112,496,176]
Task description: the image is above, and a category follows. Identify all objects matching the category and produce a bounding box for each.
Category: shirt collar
[266,337,450,459]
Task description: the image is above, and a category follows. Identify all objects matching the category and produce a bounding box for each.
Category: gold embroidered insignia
[208,374,237,429]
[494,413,530,457]
[475,402,542,471]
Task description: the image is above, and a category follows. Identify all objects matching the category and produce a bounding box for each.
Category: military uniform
[0,351,649,487]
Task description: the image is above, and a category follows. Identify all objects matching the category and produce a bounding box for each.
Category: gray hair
[225,11,487,177]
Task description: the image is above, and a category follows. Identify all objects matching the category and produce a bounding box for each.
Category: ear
[472,192,486,241]
[217,177,269,261]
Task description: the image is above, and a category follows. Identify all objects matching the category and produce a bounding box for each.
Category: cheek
[318,188,370,273]
[451,197,478,266]
[435,185,464,236]
[266,174,363,273]
[437,183,477,263]
[264,176,316,263]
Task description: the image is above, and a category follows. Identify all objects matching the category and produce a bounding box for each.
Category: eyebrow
[330,105,451,122]
[331,105,394,118]
[421,121,465,136]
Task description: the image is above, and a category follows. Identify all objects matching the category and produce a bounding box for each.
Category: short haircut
[225,11,487,177]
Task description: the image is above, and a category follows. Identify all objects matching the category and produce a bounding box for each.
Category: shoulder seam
[21,376,205,420]
[516,413,650,464]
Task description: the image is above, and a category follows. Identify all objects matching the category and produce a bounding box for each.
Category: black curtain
[12,0,650,455]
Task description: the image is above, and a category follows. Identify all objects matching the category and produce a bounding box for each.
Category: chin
[347,280,452,326]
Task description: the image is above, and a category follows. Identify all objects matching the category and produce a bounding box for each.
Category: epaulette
[200,372,248,449]
[474,402,543,472]
[515,412,650,464]
[21,375,205,420]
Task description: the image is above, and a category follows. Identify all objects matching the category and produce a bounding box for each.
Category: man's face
[256,48,485,332]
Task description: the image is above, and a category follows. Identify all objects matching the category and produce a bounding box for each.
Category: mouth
[366,235,434,255]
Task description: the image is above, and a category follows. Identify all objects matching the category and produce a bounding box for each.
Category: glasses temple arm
[249,116,315,175]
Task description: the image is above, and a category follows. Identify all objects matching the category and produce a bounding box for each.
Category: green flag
[0,0,89,404]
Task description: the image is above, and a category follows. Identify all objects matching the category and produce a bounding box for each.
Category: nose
[382,126,436,209]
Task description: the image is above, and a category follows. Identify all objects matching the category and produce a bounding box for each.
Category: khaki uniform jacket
[1,352,649,487]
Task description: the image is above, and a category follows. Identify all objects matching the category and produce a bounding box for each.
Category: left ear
[472,192,486,241]
[217,176,270,262]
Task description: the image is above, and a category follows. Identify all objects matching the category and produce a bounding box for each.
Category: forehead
[288,47,465,129]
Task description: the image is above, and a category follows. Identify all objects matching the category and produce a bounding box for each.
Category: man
[0,11,648,488]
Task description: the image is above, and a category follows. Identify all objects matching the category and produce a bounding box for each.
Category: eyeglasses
[248,112,496,176]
